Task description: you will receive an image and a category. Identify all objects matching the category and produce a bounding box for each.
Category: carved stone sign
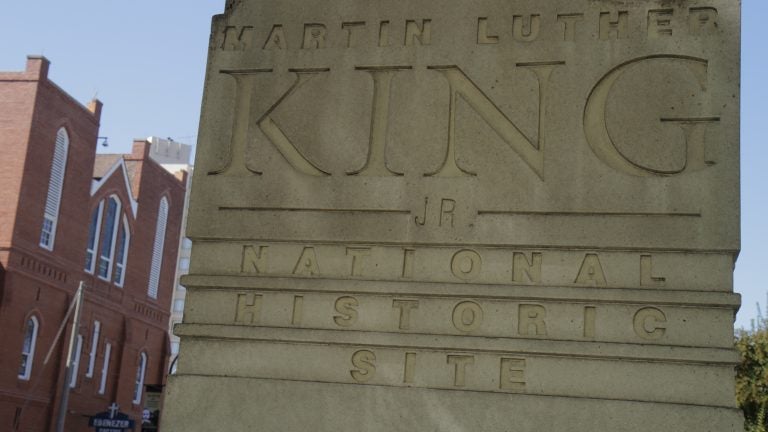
[162,0,742,430]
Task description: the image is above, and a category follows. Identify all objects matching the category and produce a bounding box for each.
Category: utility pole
[55,282,84,432]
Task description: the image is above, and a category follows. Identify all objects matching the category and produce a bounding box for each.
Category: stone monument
[161,0,743,430]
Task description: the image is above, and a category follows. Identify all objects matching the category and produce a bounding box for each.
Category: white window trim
[173,299,185,313]
[85,201,104,274]
[114,217,130,287]
[69,334,83,388]
[133,352,148,404]
[86,321,101,378]
[98,197,122,282]
[98,343,112,395]
[40,128,69,251]
[148,198,169,299]
[18,316,40,381]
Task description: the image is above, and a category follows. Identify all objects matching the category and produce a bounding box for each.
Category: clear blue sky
[1,1,765,328]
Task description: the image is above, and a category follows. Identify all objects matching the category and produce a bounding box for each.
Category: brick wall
[0,57,185,432]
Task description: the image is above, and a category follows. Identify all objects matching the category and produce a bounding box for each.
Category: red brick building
[0,56,186,431]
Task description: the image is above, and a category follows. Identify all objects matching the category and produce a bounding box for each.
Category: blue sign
[89,403,135,432]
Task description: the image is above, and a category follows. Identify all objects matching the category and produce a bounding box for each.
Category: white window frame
[133,352,148,404]
[148,197,169,299]
[18,316,40,380]
[40,128,70,250]
[113,216,130,287]
[86,321,101,378]
[97,196,122,282]
[173,299,185,313]
[69,334,83,388]
[98,342,112,395]
[85,201,104,274]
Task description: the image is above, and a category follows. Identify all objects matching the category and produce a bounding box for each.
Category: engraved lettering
[648,9,674,38]
[303,24,327,49]
[348,66,410,177]
[415,197,428,226]
[351,350,376,383]
[477,18,499,44]
[346,247,372,276]
[235,293,262,324]
[499,358,526,392]
[211,69,330,177]
[575,254,607,286]
[292,295,304,325]
[222,26,253,51]
[600,11,629,40]
[403,352,417,384]
[447,355,474,387]
[689,8,719,35]
[293,247,321,276]
[452,301,484,332]
[583,306,597,339]
[518,304,547,336]
[584,55,717,176]
[451,250,483,281]
[440,199,456,227]
[513,15,541,42]
[342,21,366,48]
[379,21,390,47]
[633,307,667,340]
[640,255,666,287]
[263,25,287,50]
[241,245,268,274]
[557,14,585,42]
[393,299,420,330]
[427,63,562,179]
[512,252,542,284]
[405,19,432,46]
[660,118,719,171]
[401,248,415,278]
[334,296,359,327]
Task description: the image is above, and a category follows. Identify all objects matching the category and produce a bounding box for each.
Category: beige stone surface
[162,0,742,430]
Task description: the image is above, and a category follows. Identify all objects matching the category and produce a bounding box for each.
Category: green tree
[736,300,768,432]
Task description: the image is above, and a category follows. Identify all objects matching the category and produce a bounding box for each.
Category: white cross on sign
[108,403,119,419]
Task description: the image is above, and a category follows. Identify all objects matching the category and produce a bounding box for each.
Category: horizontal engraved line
[516,61,567,67]
[189,238,736,255]
[426,65,459,70]
[660,116,721,123]
[478,210,702,218]
[184,275,740,309]
[355,65,414,71]
[219,68,273,74]
[176,325,738,365]
[177,374,743,411]
[219,206,410,215]
[178,274,740,309]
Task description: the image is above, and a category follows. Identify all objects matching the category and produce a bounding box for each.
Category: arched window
[85,202,104,273]
[113,217,130,286]
[97,197,121,280]
[148,197,169,299]
[18,316,39,380]
[133,352,148,404]
[40,128,69,250]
